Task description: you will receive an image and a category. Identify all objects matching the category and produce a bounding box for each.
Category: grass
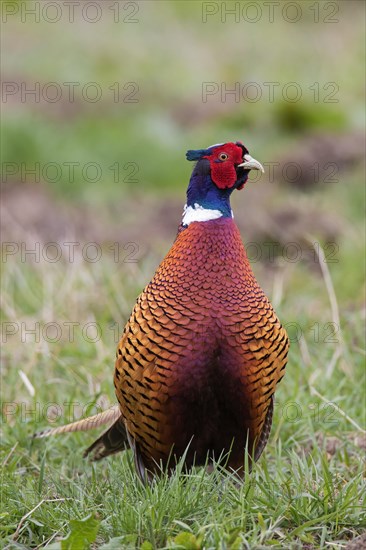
[1,1,366,548]
[1,195,365,547]
[2,448,365,548]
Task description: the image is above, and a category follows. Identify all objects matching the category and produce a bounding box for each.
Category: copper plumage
[36,141,289,480]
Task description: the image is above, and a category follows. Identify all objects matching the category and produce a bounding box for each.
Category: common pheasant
[36,141,289,480]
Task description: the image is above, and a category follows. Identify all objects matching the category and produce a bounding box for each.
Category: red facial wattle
[203,143,247,190]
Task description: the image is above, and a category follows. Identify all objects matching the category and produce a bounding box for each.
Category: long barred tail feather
[83,417,129,461]
[33,405,121,439]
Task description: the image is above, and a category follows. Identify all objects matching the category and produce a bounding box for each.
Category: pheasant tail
[34,141,289,480]
[33,406,121,440]
[83,416,128,460]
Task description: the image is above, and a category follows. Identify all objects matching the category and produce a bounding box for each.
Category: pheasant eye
[219,153,228,161]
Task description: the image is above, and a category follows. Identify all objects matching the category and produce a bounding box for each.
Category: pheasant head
[183,141,264,226]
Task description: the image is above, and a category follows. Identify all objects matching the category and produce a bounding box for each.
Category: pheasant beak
[237,154,265,174]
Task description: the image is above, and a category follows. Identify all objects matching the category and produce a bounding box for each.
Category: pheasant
[36,141,289,480]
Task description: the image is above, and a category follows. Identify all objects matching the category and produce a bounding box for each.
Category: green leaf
[100,536,138,549]
[229,536,243,550]
[172,531,200,549]
[61,514,100,550]
[257,512,266,531]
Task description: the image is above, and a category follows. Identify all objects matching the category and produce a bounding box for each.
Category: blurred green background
[2,1,364,199]
[1,1,366,547]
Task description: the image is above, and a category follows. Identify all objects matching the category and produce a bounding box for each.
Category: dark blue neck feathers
[186,159,233,217]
